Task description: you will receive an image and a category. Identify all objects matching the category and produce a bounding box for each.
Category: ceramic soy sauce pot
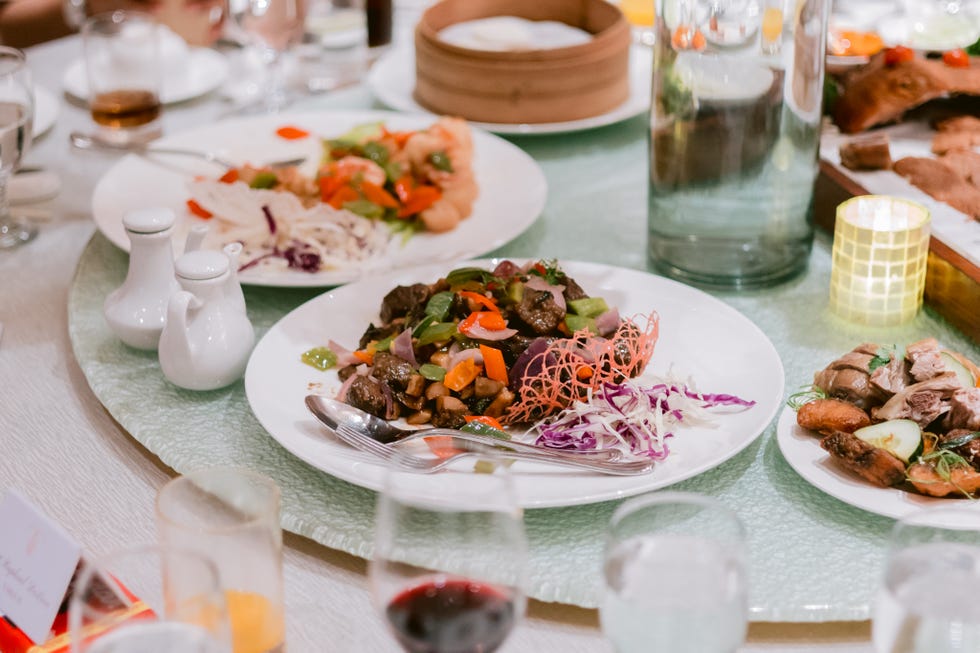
[158,249,255,391]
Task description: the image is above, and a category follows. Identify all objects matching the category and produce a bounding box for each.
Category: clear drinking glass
[601,492,748,653]
[82,11,163,144]
[155,468,286,653]
[647,0,831,288]
[68,545,232,653]
[297,0,368,94]
[873,507,980,653]
[229,0,307,112]
[0,47,35,249]
[369,453,527,653]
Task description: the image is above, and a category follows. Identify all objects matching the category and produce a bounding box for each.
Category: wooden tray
[814,160,980,345]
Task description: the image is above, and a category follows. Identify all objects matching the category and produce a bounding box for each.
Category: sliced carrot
[276,125,310,140]
[393,175,414,202]
[444,358,481,391]
[479,345,508,384]
[397,185,442,218]
[459,291,500,313]
[353,349,374,364]
[318,175,345,203]
[423,435,464,459]
[458,312,507,336]
[218,169,239,184]
[360,181,399,209]
[186,199,213,219]
[327,185,360,209]
[464,414,505,431]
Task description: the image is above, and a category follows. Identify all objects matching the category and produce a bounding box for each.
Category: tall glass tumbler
[601,492,748,653]
[156,468,286,653]
[647,0,831,289]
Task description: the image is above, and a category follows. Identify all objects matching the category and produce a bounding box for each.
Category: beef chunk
[514,287,565,335]
[813,343,881,409]
[432,395,467,428]
[872,373,961,427]
[380,284,431,323]
[906,338,945,382]
[869,353,909,397]
[346,376,387,418]
[338,365,357,382]
[358,321,402,350]
[371,352,414,391]
[945,387,980,431]
[560,275,589,302]
[840,133,892,171]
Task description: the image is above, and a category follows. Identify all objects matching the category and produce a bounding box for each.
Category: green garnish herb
[914,447,978,499]
[424,291,454,321]
[869,345,897,373]
[417,322,457,346]
[382,215,424,243]
[360,141,389,166]
[301,347,337,371]
[428,150,453,172]
[446,266,502,288]
[966,35,980,56]
[786,385,828,411]
[249,171,278,189]
[373,335,393,352]
[528,259,563,285]
[940,431,980,451]
[418,363,447,381]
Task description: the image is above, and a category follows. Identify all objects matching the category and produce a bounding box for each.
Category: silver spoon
[304,395,625,462]
[69,131,307,169]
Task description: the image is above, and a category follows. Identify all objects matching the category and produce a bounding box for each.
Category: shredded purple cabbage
[261,205,277,235]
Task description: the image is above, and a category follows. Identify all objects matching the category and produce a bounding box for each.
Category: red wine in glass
[385,578,516,653]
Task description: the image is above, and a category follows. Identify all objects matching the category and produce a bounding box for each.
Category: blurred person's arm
[0,0,161,48]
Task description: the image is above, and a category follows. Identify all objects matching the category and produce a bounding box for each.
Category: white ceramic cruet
[158,249,255,391]
[103,207,181,350]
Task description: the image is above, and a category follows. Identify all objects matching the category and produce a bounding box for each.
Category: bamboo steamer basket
[414,0,631,124]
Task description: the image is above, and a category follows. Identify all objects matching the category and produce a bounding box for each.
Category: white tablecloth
[0,34,875,652]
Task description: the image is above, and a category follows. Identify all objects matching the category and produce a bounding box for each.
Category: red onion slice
[328,339,360,367]
[449,347,484,370]
[464,324,518,341]
[390,329,417,366]
[595,308,621,337]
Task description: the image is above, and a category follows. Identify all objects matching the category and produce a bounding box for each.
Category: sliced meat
[514,287,565,335]
[820,430,907,487]
[869,352,909,397]
[871,373,961,427]
[906,337,945,382]
[932,131,980,155]
[944,387,980,431]
[813,343,880,408]
[371,352,414,391]
[893,157,980,219]
[346,375,388,418]
[839,133,892,171]
[797,398,872,435]
[559,274,589,302]
[935,116,980,133]
[939,149,980,186]
[379,283,432,324]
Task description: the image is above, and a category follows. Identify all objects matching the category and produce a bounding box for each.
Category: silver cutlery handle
[412,429,625,462]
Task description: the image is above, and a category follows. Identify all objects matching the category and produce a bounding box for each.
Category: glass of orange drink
[156,468,286,653]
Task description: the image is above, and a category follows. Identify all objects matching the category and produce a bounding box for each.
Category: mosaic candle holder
[829,195,931,327]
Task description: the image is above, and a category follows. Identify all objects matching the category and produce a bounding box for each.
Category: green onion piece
[373,336,393,352]
[249,171,278,189]
[428,150,453,172]
[425,291,454,321]
[417,322,457,345]
[786,385,828,411]
[568,297,609,318]
[342,199,385,219]
[300,347,337,371]
[360,141,389,165]
[564,314,596,334]
[460,420,510,440]
[418,363,446,381]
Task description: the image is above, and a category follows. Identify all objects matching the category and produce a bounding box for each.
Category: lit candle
[828,195,931,327]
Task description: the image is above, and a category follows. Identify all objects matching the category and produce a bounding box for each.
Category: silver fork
[69,131,307,169]
[332,424,654,476]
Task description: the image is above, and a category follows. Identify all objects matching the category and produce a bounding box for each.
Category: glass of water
[600,492,748,653]
[68,544,232,652]
[873,507,980,653]
[0,46,34,249]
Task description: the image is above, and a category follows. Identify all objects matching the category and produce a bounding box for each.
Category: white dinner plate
[776,407,980,526]
[92,111,546,288]
[367,45,652,135]
[62,47,228,105]
[33,86,59,138]
[245,260,785,508]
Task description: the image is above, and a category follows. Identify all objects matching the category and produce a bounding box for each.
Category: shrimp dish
[184,117,479,273]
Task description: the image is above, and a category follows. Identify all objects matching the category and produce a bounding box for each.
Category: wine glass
[369,452,527,653]
[0,47,35,249]
[873,507,980,653]
[600,492,748,653]
[229,0,307,112]
[68,544,233,653]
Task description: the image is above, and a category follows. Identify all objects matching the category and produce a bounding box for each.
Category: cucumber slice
[941,351,977,389]
[854,420,922,464]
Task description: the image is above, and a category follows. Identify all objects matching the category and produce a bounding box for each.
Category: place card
[0,490,81,644]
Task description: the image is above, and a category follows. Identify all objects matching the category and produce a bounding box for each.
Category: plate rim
[367,44,652,136]
[90,109,548,288]
[61,47,228,104]
[33,86,59,138]
[776,406,980,525]
[245,258,786,508]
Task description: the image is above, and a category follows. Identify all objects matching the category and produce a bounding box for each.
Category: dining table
[4,26,979,653]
